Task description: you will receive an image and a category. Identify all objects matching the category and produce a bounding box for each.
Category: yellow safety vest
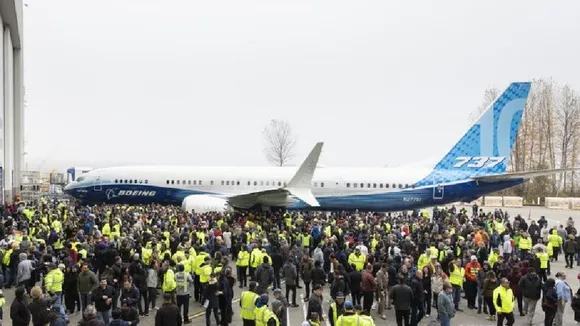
[45,269,64,293]
[250,249,262,268]
[163,269,177,292]
[200,264,212,283]
[240,291,259,320]
[336,314,361,326]
[449,266,464,286]
[536,252,549,269]
[255,306,279,326]
[237,251,250,267]
[493,286,515,313]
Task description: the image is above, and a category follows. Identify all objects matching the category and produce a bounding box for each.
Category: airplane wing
[226,142,324,209]
[473,167,580,182]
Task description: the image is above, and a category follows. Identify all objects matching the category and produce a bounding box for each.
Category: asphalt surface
[1,206,579,326]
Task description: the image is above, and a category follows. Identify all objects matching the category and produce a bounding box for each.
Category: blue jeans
[452,285,461,309]
[97,309,111,324]
[440,315,451,326]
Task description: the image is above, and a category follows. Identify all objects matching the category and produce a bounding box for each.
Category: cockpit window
[76,177,85,182]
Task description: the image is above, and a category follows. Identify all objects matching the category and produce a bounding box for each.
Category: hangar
[0,0,24,203]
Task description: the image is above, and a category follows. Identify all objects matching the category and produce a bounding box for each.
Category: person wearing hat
[254,293,279,326]
[335,301,360,325]
[303,311,321,326]
[464,255,481,310]
[272,288,288,326]
[271,299,284,326]
[328,292,345,326]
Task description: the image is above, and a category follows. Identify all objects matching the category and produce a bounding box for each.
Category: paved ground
[1,206,579,326]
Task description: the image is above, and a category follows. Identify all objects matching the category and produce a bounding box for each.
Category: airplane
[64,82,579,213]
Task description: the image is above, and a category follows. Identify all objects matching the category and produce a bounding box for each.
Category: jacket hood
[503,235,511,241]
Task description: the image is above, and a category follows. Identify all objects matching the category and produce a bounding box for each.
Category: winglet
[285,142,324,206]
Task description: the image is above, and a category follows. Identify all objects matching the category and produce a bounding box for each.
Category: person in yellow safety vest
[418,248,431,271]
[237,246,250,288]
[304,311,322,326]
[548,230,563,261]
[347,248,366,272]
[199,256,213,303]
[328,292,345,326]
[335,301,360,325]
[270,300,283,326]
[240,281,260,325]
[250,246,263,281]
[535,247,549,282]
[493,277,515,324]
[45,263,67,320]
[519,232,532,258]
[194,250,209,303]
[175,264,193,324]
[254,293,279,326]
[448,258,465,311]
[162,262,177,303]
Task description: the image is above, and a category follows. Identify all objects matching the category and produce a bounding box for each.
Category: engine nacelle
[181,195,232,214]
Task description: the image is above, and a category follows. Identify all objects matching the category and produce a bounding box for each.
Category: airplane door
[432,179,444,200]
[94,176,102,191]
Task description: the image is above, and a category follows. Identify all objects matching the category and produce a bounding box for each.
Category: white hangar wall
[0,0,24,203]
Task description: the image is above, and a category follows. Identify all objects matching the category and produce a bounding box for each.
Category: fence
[454,196,580,210]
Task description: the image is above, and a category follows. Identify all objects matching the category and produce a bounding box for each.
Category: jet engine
[181,195,232,214]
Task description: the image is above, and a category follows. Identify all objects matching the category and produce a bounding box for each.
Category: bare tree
[557,85,580,192]
[262,119,296,166]
[469,88,500,123]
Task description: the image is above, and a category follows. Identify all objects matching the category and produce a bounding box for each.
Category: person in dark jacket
[542,279,559,326]
[63,265,80,314]
[91,278,116,324]
[28,285,57,326]
[255,257,275,295]
[281,259,298,306]
[203,277,221,326]
[518,267,542,325]
[78,305,106,326]
[310,261,326,288]
[155,293,182,326]
[10,286,31,326]
[410,270,425,326]
[348,264,362,306]
[390,275,414,326]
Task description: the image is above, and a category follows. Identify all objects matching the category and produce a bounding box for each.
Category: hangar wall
[0,0,24,204]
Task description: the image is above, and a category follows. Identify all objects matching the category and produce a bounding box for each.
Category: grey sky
[23,0,580,172]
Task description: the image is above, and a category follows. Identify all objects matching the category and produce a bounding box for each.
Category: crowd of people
[0,199,578,326]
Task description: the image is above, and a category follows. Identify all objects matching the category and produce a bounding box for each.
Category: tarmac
[1,206,579,326]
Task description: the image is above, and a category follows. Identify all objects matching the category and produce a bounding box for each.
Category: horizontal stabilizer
[473,167,580,182]
[285,187,320,207]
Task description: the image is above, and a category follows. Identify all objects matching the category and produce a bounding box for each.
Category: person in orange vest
[464,255,481,310]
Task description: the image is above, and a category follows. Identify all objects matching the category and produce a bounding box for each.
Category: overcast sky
[23,0,580,172]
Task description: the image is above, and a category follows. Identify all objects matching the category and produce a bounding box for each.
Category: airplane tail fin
[416,82,532,185]
[285,142,324,206]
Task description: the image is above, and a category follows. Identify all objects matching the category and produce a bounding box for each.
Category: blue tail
[416,82,532,186]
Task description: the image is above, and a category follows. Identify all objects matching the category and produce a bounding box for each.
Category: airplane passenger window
[379,183,383,188]
[199,180,202,185]
[266,181,270,186]
[254,181,257,186]
[385,184,389,188]
[166,180,169,184]
[353,183,358,188]
[129,180,133,184]
[260,181,264,186]
[283,182,287,187]
[177,180,180,185]
[392,184,396,188]
[182,180,186,185]
[346,183,350,188]
[278,182,281,186]
[321,182,325,187]
[221,181,224,185]
[192,180,195,185]
[360,183,364,188]
[398,184,402,188]
[373,183,377,188]
[226,181,230,185]
[134,180,138,184]
[145,180,148,184]
[405,184,409,188]
[171,180,174,184]
[210,181,214,185]
[367,183,371,188]
[114,179,118,183]
[314,182,318,187]
[236,181,240,185]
